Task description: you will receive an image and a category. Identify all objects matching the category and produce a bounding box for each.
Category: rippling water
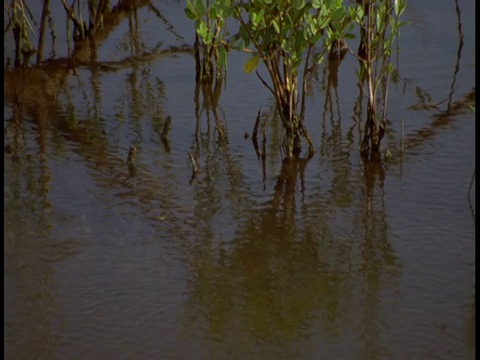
[4,1,475,359]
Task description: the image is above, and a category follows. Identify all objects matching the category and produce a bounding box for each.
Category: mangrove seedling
[231,0,354,158]
[185,0,231,83]
[353,0,408,159]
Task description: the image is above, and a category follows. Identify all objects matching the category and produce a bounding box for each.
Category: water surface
[4,1,475,359]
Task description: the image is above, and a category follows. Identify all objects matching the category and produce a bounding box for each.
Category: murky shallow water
[4,1,475,359]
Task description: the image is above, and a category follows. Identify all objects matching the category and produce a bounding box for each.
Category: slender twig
[255,71,275,96]
[300,44,313,119]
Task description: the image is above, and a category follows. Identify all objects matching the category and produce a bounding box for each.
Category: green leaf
[398,20,411,28]
[210,6,217,19]
[294,30,306,50]
[218,46,228,71]
[272,19,280,34]
[252,9,265,28]
[397,1,407,18]
[198,22,208,40]
[315,53,324,65]
[394,0,399,16]
[352,6,364,23]
[310,31,321,45]
[294,0,305,10]
[312,0,322,9]
[318,16,330,29]
[387,62,394,74]
[331,7,345,21]
[187,0,194,12]
[185,8,196,20]
[244,54,260,74]
[239,25,250,48]
[345,33,355,39]
[375,12,381,31]
[194,0,205,15]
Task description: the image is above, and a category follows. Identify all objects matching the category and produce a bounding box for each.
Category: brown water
[4,1,475,359]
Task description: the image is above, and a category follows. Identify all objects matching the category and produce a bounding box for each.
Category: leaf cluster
[233,0,354,73]
[185,0,232,70]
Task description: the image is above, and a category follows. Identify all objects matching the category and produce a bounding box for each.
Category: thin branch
[255,71,275,96]
[300,44,313,119]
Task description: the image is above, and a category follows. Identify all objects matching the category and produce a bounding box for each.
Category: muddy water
[4,1,475,359]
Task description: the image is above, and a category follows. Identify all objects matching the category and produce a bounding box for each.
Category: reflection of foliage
[182,157,402,355]
[3,0,187,236]
[3,1,473,357]
[403,89,475,153]
[192,57,228,150]
[4,0,181,68]
[408,86,440,111]
[186,213,347,345]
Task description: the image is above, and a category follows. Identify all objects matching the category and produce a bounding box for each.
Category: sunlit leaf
[244,54,260,74]
[198,22,208,40]
[375,12,381,31]
[318,16,330,29]
[272,19,280,34]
